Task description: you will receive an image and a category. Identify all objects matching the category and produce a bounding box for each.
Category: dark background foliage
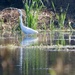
[43,0,75,13]
[0,0,75,13]
[0,0,23,9]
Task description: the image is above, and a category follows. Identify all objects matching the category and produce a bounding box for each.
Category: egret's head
[18,9,21,13]
[18,9,22,16]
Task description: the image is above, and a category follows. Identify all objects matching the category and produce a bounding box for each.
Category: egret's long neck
[19,11,23,24]
[19,16,23,24]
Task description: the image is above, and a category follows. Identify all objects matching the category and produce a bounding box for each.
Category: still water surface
[0,30,75,75]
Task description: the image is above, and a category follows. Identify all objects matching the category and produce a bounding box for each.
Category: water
[0,30,75,75]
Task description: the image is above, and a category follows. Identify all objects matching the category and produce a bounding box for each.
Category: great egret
[18,9,38,34]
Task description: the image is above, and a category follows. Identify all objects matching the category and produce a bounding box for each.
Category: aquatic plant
[24,0,44,29]
[51,1,69,29]
[50,17,55,30]
[0,19,3,30]
[56,32,66,46]
[24,0,44,9]
[24,4,38,29]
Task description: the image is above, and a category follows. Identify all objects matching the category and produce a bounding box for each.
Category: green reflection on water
[23,47,47,75]
[0,30,75,75]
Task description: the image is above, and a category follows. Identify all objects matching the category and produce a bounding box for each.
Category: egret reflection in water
[19,36,38,74]
[21,36,38,46]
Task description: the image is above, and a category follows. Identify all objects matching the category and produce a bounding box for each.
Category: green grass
[51,1,69,29]
[23,0,70,31]
[0,21,2,30]
[24,3,38,29]
[24,0,44,30]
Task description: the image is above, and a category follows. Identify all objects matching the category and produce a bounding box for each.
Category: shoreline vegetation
[0,0,75,32]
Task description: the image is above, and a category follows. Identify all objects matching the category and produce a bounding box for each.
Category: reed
[51,1,69,29]
[24,0,44,29]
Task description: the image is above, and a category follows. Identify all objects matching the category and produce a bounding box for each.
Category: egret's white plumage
[18,9,38,34]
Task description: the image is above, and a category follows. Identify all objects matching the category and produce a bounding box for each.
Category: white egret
[18,9,38,34]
